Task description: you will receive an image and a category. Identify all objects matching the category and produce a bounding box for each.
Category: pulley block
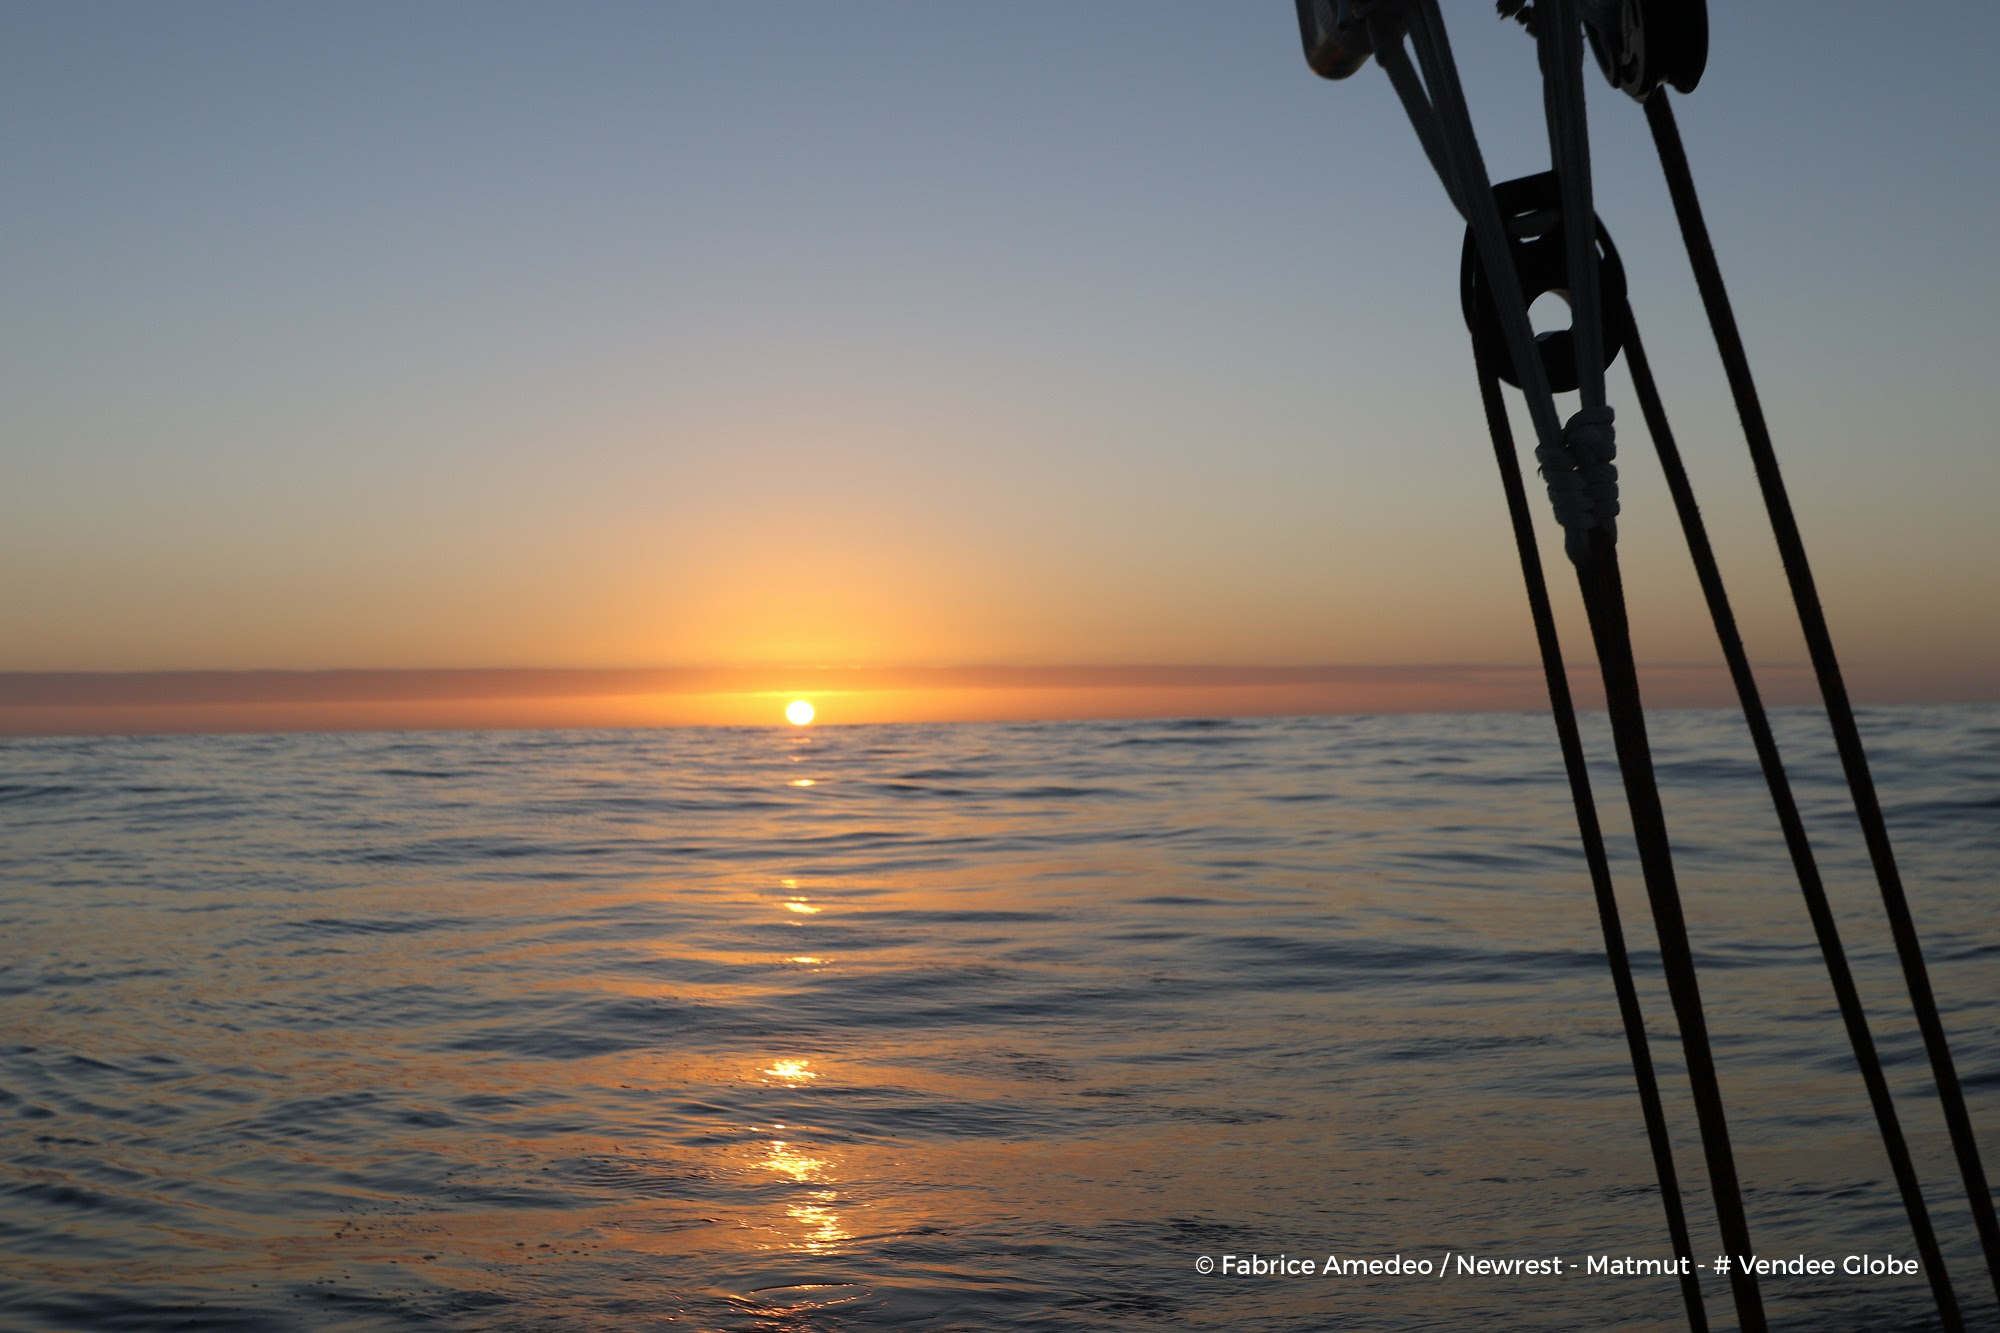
[1459,172,1632,395]
[1584,0,1708,99]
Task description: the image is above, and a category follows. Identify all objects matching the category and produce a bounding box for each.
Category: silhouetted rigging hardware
[1459,171,1630,395]
[1295,0,1996,1329]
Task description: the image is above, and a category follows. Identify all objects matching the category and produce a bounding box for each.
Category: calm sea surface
[2,706,1995,1331]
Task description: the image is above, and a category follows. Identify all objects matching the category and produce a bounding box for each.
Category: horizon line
[0,661,1874,739]
[0,662,1815,708]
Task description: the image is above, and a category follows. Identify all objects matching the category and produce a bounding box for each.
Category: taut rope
[1645,85,2000,1313]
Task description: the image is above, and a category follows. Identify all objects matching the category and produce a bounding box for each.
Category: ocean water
[1,705,1995,1332]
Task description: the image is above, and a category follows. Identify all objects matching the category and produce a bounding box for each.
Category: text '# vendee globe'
[1212,1252,1921,1280]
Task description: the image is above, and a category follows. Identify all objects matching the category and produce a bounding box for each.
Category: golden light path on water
[756,1050,851,1280]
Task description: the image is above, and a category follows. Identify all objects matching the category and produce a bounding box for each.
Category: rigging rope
[1620,319,1965,1328]
[1393,3,1768,1324]
[1643,88,2000,1310]
[1536,0,1604,412]
[1563,507,1764,1332]
[1471,341,1708,1332]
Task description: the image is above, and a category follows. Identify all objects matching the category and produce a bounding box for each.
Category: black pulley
[1459,172,1631,395]
[1584,0,1708,98]
[1294,0,1372,80]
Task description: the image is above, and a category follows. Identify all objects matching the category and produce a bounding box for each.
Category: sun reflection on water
[762,1058,817,1082]
[746,1056,849,1255]
[763,1140,827,1183]
[787,1195,851,1251]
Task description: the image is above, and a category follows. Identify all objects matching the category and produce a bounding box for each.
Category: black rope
[1645,87,2000,1309]
[1536,0,1605,411]
[1399,10,1761,1322]
[1568,523,1766,1331]
[1473,342,1708,1331]
[1621,323,1964,1328]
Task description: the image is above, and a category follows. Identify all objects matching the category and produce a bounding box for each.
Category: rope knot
[1535,405,1619,561]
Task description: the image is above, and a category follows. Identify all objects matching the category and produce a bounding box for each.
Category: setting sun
[785,700,815,726]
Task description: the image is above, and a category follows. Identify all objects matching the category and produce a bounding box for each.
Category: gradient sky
[4,3,1996,699]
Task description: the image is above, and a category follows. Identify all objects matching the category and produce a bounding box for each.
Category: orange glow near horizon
[0,664,1859,738]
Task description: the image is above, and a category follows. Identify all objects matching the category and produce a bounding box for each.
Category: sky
[3,2,1996,726]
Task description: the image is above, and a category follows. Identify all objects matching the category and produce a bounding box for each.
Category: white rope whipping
[1537,404,1618,564]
